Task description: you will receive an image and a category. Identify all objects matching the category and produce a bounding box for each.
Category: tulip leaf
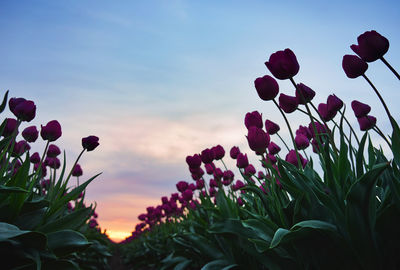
[0,90,9,114]
[201,259,237,270]
[391,116,400,167]
[0,222,46,250]
[42,259,79,270]
[38,207,92,233]
[47,230,90,257]
[0,185,28,193]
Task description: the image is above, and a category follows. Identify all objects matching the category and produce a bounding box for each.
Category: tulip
[268,141,281,155]
[196,179,204,189]
[138,214,147,221]
[244,164,256,176]
[254,75,279,100]
[327,94,343,113]
[47,144,61,157]
[265,48,300,80]
[308,122,328,138]
[265,119,280,135]
[233,180,245,191]
[223,170,234,181]
[2,118,18,137]
[212,145,225,160]
[311,138,323,153]
[285,150,307,168]
[188,183,196,191]
[21,126,38,143]
[296,125,312,140]
[12,100,36,122]
[244,111,263,129]
[279,93,298,113]
[258,171,265,179]
[236,153,249,168]
[209,179,218,188]
[72,164,83,177]
[30,152,40,164]
[295,134,310,150]
[12,140,30,156]
[351,30,389,62]
[358,115,377,131]
[176,181,188,192]
[213,168,223,179]
[46,157,61,169]
[267,154,277,164]
[295,83,315,105]
[204,163,215,174]
[318,103,337,121]
[237,197,244,206]
[186,154,202,168]
[200,148,214,164]
[41,120,62,142]
[82,135,99,151]
[342,55,368,79]
[230,146,240,159]
[246,127,270,153]
[351,100,371,118]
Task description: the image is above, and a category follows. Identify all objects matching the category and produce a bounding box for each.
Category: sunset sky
[1,0,399,241]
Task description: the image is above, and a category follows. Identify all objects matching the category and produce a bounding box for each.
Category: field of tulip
[0,93,113,269]
[119,30,400,270]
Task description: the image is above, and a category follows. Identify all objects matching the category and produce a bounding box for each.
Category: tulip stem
[362,74,395,130]
[272,98,302,168]
[381,56,400,81]
[276,132,290,152]
[66,149,86,185]
[373,126,392,148]
[338,110,360,145]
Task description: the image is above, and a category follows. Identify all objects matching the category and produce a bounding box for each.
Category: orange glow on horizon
[106,230,132,242]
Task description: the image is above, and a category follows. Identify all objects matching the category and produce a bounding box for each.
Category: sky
[0,0,399,241]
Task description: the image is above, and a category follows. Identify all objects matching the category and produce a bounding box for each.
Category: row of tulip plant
[0,93,112,269]
[120,30,400,270]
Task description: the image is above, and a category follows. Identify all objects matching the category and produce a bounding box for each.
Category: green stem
[381,56,400,80]
[276,132,290,151]
[65,149,86,185]
[338,110,360,145]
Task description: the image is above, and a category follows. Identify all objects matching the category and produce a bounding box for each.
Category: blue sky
[1,0,399,241]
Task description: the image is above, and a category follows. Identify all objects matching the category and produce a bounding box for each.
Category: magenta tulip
[351,30,389,62]
[265,48,300,80]
[254,75,279,100]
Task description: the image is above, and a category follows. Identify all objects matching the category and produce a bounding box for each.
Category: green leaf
[356,133,368,178]
[0,90,9,113]
[42,259,79,270]
[201,259,237,270]
[215,189,236,219]
[47,230,90,257]
[0,185,28,193]
[391,116,400,167]
[0,222,46,250]
[38,207,92,233]
[242,219,274,242]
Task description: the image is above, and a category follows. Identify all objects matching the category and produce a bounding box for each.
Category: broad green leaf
[356,133,368,178]
[0,90,9,113]
[0,185,28,193]
[391,116,400,167]
[0,222,46,250]
[47,230,90,257]
[201,259,237,270]
[38,207,92,233]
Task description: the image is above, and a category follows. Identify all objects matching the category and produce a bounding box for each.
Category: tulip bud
[327,94,343,113]
[295,83,315,105]
[351,30,389,62]
[246,127,270,154]
[30,152,40,164]
[254,75,279,101]
[265,119,280,135]
[212,145,225,160]
[41,120,62,142]
[196,179,204,189]
[82,135,99,151]
[351,100,371,118]
[296,125,312,140]
[72,164,83,177]
[204,163,215,175]
[13,100,36,122]
[47,144,61,158]
[12,140,30,157]
[2,118,18,137]
[295,134,310,150]
[279,93,298,113]
[230,146,240,159]
[285,150,307,168]
[267,141,281,155]
[176,181,189,192]
[244,164,256,176]
[244,111,263,129]
[236,153,249,168]
[318,103,337,121]
[342,55,368,79]
[21,126,38,143]
[186,154,202,169]
[200,148,214,164]
[358,115,376,131]
[265,48,300,80]
[46,157,61,169]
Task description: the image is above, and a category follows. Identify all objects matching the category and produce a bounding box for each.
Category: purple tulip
[41,120,62,142]
[327,94,344,113]
[237,197,244,206]
[358,115,377,131]
[47,144,61,158]
[138,214,147,221]
[258,171,265,179]
[265,48,300,80]
[351,30,389,62]
[72,164,83,177]
[351,100,371,118]
[196,179,204,189]
[295,83,315,105]
[176,181,189,192]
[186,154,202,168]
[265,119,280,135]
[205,163,215,174]
[318,103,337,121]
[2,118,18,137]
[308,122,328,138]
[45,157,61,169]
[13,140,30,156]
[236,153,249,168]
[209,179,218,188]
[267,154,277,165]
[212,145,225,160]
[200,148,214,164]
[230,146,240,159]
[244,111,263,129]
[254,75,279,100]
[244,164,256,176]
[22,126,38,143]
[311,138,323,153]
[82,135,99,151]
[342,55,368,79]
[296,125,312,140]
[12,100,36,122]
[295,134,310,150]
[285,150,308,168]
[267,141,281,155]
[223,170,234,181]
[30,152,40,164]
[246,127,270,153]
[213,168,223,180]
[279,93,298,113]
[188,183,196,191]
